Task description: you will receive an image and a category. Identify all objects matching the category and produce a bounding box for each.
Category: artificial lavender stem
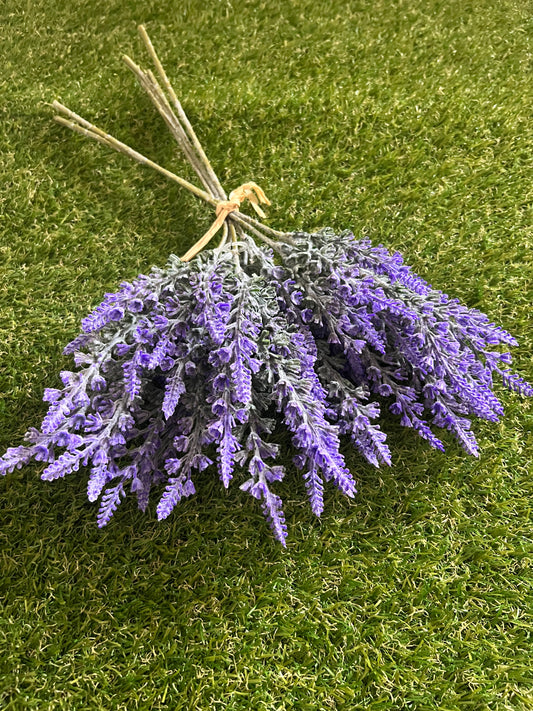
[229,217,283,250]
[138,24,227,201]
[229,210,295,242]
[217,221,229,250]
[229,223,241,269]
[53,102,218,208]
[122,55,220,199]
[145,68,216,188]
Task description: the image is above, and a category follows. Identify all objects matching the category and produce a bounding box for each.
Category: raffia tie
[180,182,271,262]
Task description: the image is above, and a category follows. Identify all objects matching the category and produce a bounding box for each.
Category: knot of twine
[181,182,271,262]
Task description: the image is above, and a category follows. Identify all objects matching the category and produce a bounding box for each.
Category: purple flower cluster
[1,230,531,545]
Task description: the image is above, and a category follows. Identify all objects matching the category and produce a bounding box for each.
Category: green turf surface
[1,0,532,708]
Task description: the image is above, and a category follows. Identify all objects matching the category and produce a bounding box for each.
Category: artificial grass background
[1,0,532,708]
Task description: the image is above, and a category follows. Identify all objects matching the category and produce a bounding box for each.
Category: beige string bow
[180,182,271,262]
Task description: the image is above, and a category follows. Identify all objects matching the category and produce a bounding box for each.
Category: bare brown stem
[53,101,217,208]
[137,24,226,201]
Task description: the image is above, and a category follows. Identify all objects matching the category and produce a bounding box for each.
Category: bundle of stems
[52,25,290,264]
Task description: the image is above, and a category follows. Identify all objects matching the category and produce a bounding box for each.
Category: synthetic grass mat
[1,0,532,709]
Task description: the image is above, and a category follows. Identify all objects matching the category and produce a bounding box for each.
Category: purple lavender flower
[1,230,531,545]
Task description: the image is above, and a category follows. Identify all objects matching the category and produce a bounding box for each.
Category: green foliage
[1,0,532,708]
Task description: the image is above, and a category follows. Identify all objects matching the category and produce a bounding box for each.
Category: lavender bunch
[1,229,530,544]
[1,28,531,545]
